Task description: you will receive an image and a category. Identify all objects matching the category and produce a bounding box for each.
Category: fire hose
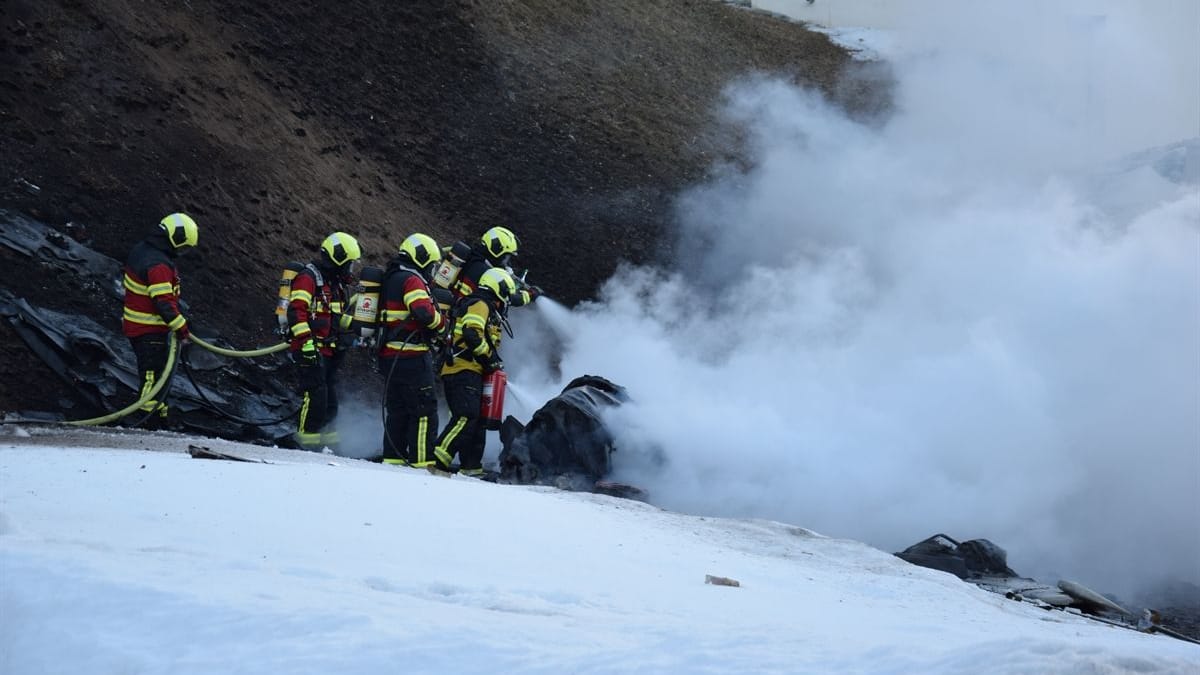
[2,332,293,428]
[161,333,298,428]
[178,350,300,427]
[189,334,289,358]
[1,332,180,427]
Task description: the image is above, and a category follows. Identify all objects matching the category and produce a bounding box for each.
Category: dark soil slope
[1,0,873,413]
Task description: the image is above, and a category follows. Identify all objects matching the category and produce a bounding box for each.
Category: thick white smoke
[507,0,1200,598]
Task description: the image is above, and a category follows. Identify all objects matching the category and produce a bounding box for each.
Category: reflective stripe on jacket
[287,264,348,356]
[379,265,444,358]
[440,297,501,376]
[122,238,185,338]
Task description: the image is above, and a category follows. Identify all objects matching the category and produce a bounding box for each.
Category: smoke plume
[507,0,1200,599]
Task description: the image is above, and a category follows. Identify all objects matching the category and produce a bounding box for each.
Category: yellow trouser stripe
[298,392,312,433]
[434,417,466,466]
[137,371,167,416]
[295,432,322,448]
[415,415,428,465]
[383,458,408,466]
[138,371,157,411]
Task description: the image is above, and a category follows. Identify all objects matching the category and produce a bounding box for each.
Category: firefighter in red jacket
[287,231,361,450]
[434,267,514,476]
[122,213,199,424]
[377,233,446,467]
[452,226,542,307]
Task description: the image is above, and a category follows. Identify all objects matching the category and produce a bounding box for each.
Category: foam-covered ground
[2,427,1196,674]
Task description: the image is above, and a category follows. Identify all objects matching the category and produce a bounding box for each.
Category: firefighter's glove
[299,339,319,365]
[175,321,190,342]
[462,329,483,352]
[483,353,504,372]
[527,285,543,302]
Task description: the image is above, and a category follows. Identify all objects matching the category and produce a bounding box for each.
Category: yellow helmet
[159,213,198,249]
[481,226,519,260]
[399,233,441,270]
[321,232,362,268]
[478,267,515,304]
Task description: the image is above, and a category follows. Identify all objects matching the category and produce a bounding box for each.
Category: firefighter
[287,231,361,450]
[121,212,199,425]
[377,233,445,467]
[451,226,542,307]
[434,266,515,476]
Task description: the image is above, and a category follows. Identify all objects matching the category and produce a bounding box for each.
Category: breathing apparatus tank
[432,240,472,290]
[275,261,307,334]
[480,369,507,430]
[350,265,384,338]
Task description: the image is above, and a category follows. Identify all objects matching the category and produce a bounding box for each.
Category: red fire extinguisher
[480,369,507,430]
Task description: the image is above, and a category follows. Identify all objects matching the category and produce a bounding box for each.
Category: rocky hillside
[1,0,879,413]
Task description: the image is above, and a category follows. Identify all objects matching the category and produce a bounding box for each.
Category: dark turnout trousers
[380,352,438,467]
[130,334,170,419]
[294,352,341,450]
[433,370,485,474]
